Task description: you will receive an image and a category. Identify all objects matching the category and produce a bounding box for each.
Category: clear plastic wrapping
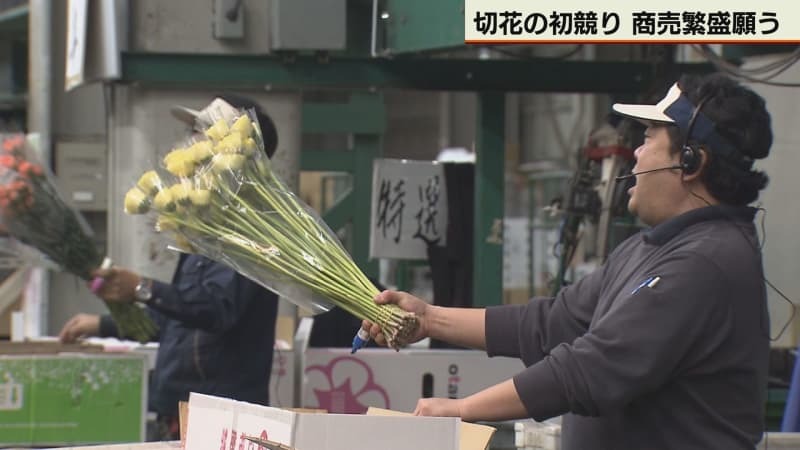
[125,106,417,348]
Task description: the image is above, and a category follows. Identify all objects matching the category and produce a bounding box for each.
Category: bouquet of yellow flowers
[124,106,418,349]
[0,134,157,342]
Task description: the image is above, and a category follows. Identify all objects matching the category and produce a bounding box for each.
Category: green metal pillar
[352,132,380,279]
[473,92,505,307]
[299,92,384,280]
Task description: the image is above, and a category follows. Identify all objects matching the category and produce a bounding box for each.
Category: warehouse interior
[2,1,800,449]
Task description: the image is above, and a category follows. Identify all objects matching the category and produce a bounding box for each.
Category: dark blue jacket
[100,254,279,417]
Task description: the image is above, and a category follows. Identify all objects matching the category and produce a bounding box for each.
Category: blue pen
[631,276,661,294]
[351,327,370,354]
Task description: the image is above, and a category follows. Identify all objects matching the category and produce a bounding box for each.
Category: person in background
[308,277,385,348]
[364,73,773,450]
[59,94,280,441]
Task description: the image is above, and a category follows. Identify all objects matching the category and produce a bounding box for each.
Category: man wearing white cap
[59,94,281,440]
[363,73,773,449]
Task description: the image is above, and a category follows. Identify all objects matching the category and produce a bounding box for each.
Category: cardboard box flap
[186,393,296,448]
[366,407,496,450]
[186,393,460,450]
[294,413,459,450]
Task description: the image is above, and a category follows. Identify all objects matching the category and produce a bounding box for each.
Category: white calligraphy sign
[369,159,448,260]
[65,0,89,91]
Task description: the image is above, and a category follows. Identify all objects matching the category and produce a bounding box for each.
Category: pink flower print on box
[305,356,390,414]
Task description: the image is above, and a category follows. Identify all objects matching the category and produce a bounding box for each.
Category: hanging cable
[691,44,800,87]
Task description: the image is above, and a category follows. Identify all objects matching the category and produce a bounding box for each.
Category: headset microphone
[615,165,683,182]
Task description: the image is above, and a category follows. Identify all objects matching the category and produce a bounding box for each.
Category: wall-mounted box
[55,140,107,211]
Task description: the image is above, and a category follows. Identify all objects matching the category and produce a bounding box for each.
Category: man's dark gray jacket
[487,206,769,449]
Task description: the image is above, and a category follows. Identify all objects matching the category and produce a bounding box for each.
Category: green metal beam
[302,96,386,134]
[300,150,354,172]
[321,191,354,232]
[721,44,800,60]
[120,52,715,93]
[473,92,505,308]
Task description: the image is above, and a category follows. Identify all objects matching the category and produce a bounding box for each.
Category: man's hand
[362,290,431,347]
[89,267,141,303]
[414,397,464,418]
[59,314,100,343]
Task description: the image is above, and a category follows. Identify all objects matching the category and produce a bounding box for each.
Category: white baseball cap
[612,82,738,158]
[170,98,240,128]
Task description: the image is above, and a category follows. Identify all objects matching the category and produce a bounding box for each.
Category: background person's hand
[362,290,431,346]
[413,397,464,418]
[59,313,100,343]
[89,267,141,303]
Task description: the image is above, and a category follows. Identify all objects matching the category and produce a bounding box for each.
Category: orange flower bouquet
[0,134,156,342]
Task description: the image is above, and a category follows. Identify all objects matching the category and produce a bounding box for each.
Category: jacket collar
[643,205,758,245]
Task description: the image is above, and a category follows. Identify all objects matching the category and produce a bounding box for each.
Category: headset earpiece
[680,145,701,175]
[680,94,713,176]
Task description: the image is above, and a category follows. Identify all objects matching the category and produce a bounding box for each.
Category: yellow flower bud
[191,141,214,163]
[153,188,176,212]
[205,119,230,142]
[214,133,243,154]
[123,187,150,214]
[243,137,257,157]
[211,154,246,173]
[165,154,195,178]
[190,189,211,207]
[230,115,253,138]
[136,170,162,196]
[169,182,192,205]
[163,148,186,167]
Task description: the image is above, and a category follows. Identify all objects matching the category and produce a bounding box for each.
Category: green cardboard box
[0,345,147,446]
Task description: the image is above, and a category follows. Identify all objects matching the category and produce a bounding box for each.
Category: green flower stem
[175,213,376,317]
[233,168,401,319]
[244,168,378,295]
[170,198,397,326]
[218,190,386,317]
[213,183,371,297]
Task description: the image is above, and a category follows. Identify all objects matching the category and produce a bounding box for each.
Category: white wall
[129,0,274,54]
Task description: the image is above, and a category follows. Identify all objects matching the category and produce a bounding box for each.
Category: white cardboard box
[303,348,523,414]
[270,348,295,408]
[185,393,461,450]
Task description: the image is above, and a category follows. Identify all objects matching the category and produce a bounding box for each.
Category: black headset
[679,95,713,176]
[679,94,796,343]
